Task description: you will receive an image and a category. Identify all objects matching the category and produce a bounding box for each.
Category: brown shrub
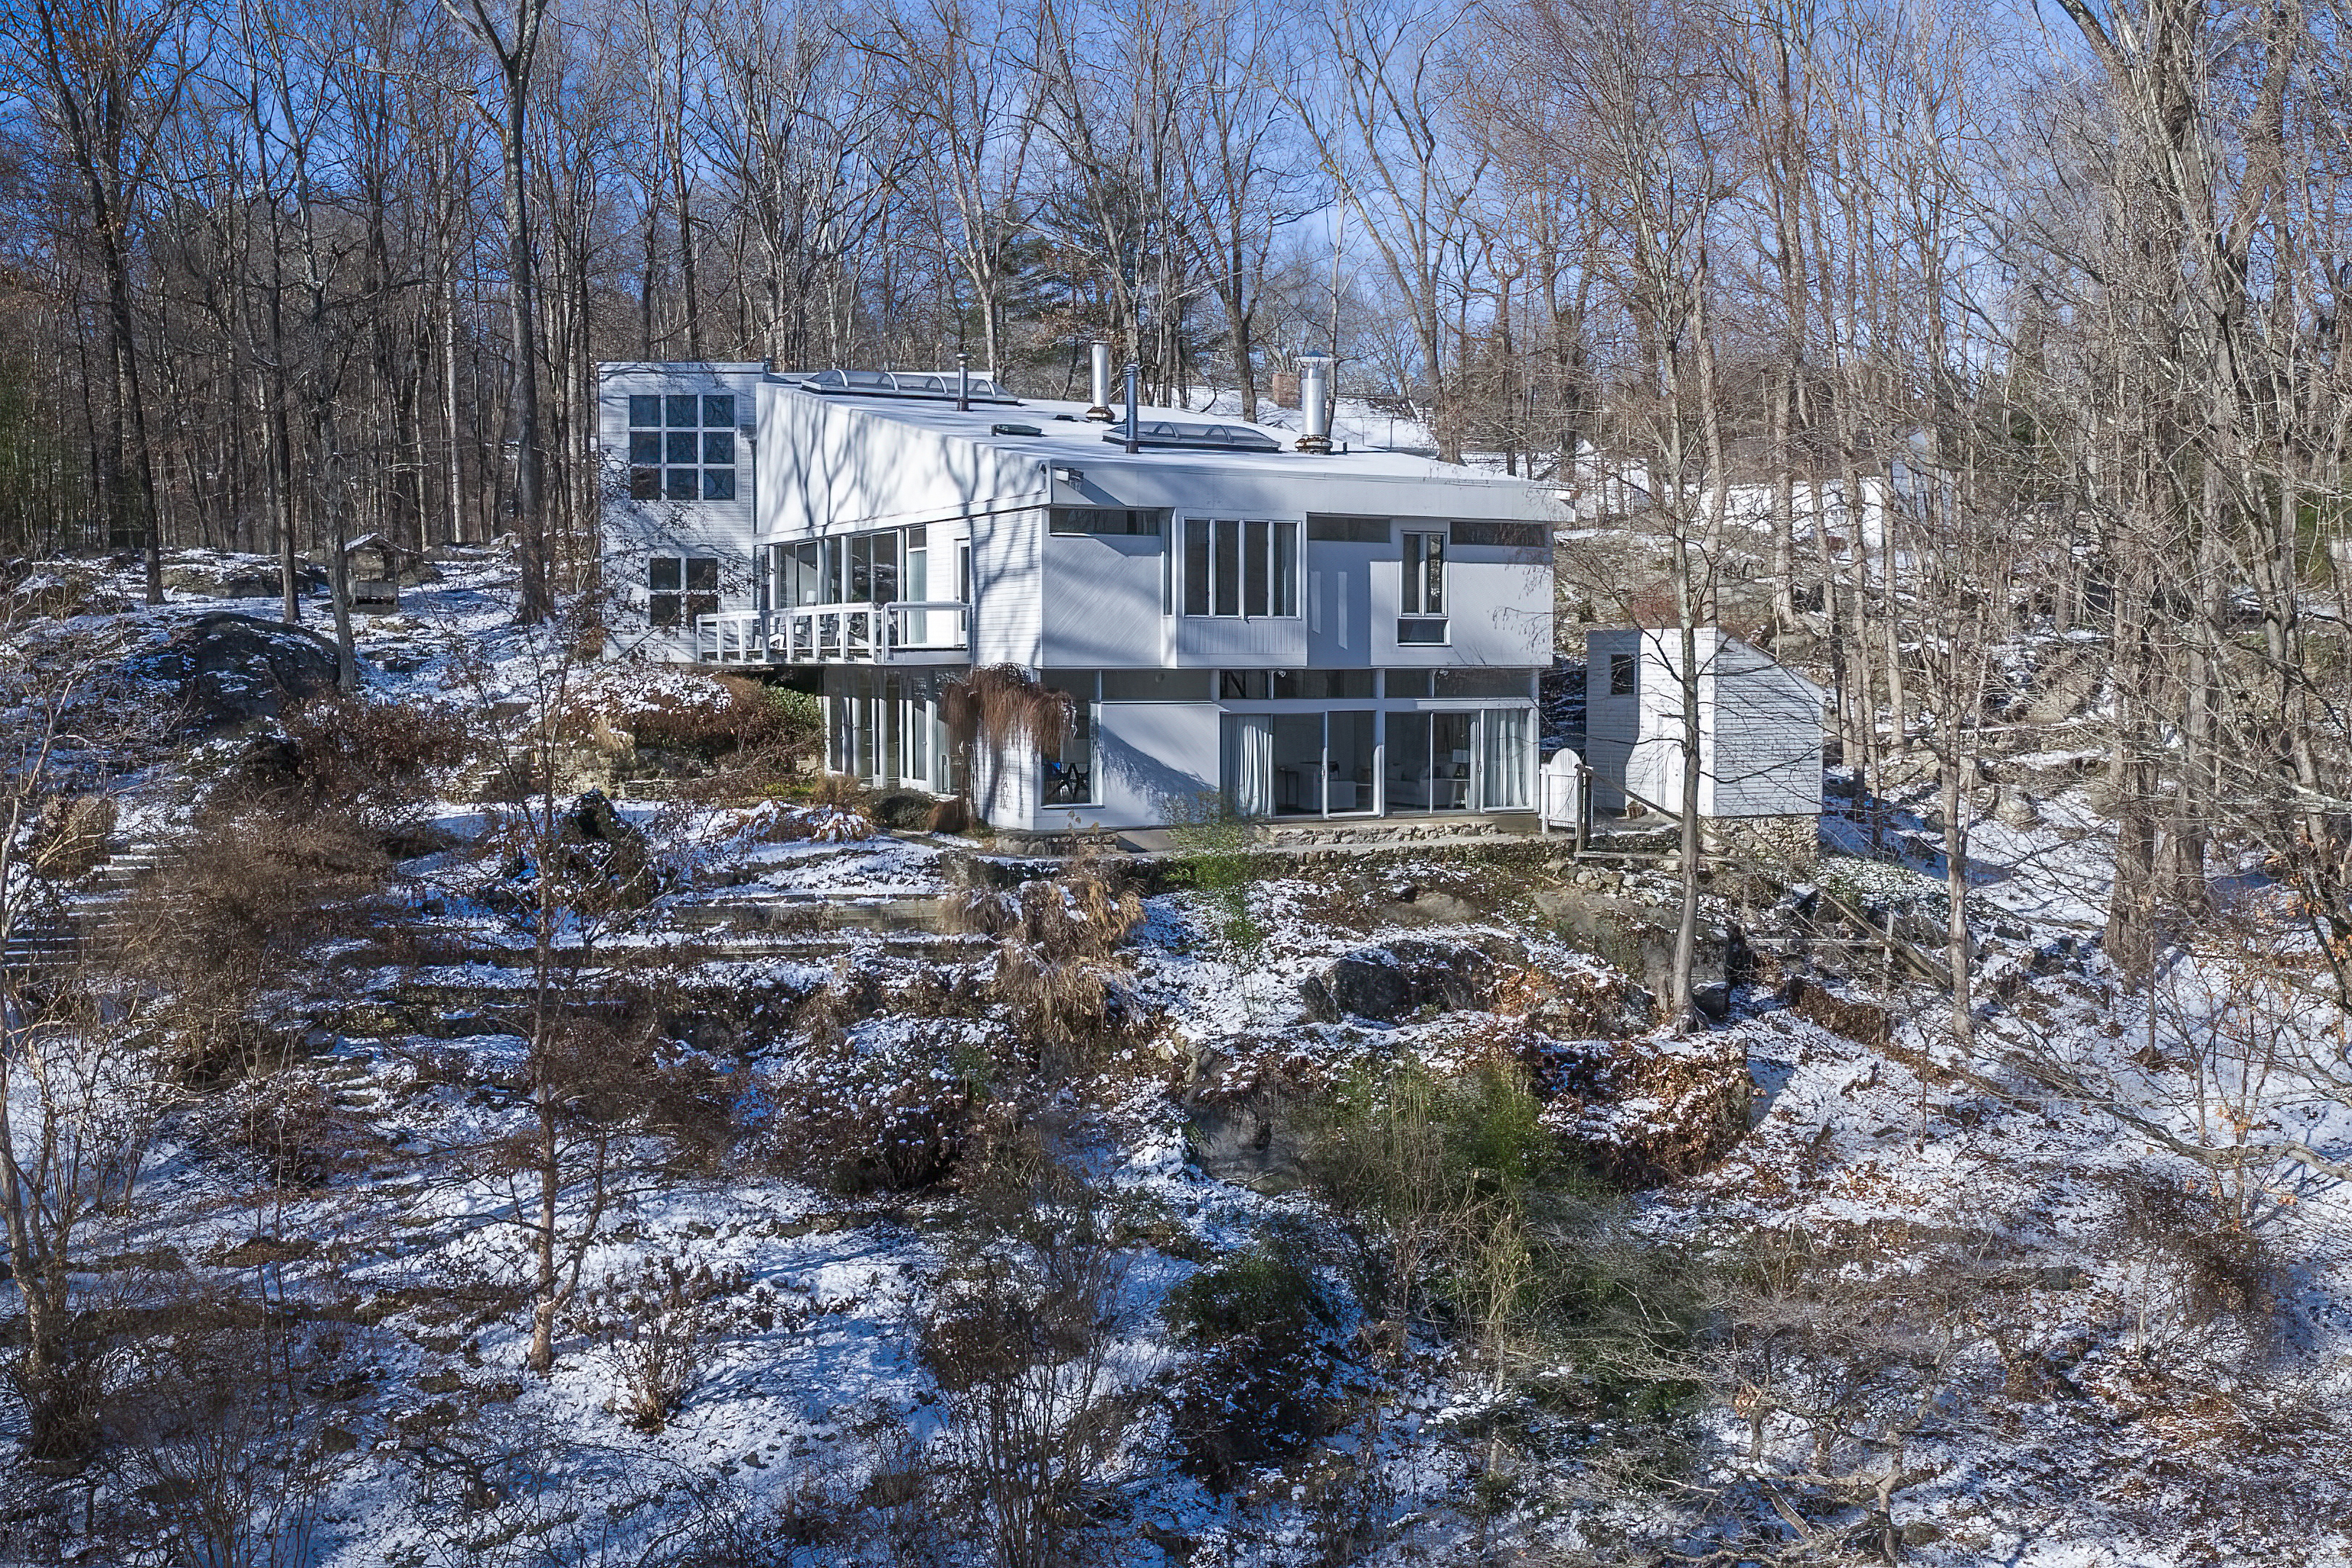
[272,694,472,822]
[111,810,391,1081]
[204,1066,391,1188]
[764,1022,1022,1194]
[570,1256,756,1431]
[24,791,116,883]
[1779,976,1893,1048]
[2114,1171,2280,1333]
[953,853,1152,1074]
[585,674,820,769]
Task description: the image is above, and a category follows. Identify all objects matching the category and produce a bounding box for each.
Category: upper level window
[1308,514,1390,544]
[777,531,904,607]
[1452,520,1548,549]
[1401,531,1446,615]
[1051,508,1164,537]
[1609,652,1636,696]
[628,392,737,502]
[1181,518,1298,619]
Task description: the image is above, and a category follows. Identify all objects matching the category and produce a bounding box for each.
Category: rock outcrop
[131,612,342,730]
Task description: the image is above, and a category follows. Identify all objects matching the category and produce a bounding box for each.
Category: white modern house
[596,352,1562,836]
[1583,626,1829,827]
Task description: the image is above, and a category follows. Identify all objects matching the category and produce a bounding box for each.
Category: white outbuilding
[1583,627,1828,823]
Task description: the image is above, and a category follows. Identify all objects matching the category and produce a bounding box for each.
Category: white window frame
[626,390,739,503]
[1178,516,1300,619]
[647,551,719,629]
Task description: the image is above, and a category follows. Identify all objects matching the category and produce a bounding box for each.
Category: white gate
[1540,750,1586,835]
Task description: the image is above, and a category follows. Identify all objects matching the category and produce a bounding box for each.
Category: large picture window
[773,530,907,607]
[1382,707,1532,813]
[1181,517,1298,619]
[628,391,737,502]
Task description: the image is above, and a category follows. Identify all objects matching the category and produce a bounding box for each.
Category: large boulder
[1184,1083,1315,1194]
[1299,933,1658,1035]
[162,557,325,599]
[1532,885,1749,1014]
[132,612,341,731]
[1298,936,1514,1024]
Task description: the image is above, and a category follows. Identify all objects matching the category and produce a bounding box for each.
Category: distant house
[1583,626,1828,824]
[596,356,1563,835]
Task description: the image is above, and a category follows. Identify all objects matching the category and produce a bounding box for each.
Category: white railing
[694,601,969,664]
[697,610,767,663]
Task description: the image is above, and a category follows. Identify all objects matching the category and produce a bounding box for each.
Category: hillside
[0,554,2346,1568]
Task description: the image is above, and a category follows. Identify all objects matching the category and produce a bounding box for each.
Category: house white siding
[1041,531,1168,667]
[1584,627,1825,819]
[1094,701,1222,827]
[1305,541,1379,664]
[970,505,1044,668]
[598,363,764,658]
[753,382,1049,538]
[600,361,1565,835]
[1583,628,1643,812]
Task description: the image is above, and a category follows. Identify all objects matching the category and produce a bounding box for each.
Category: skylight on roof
[801,368,1020,404]
[1106,419,1283,453]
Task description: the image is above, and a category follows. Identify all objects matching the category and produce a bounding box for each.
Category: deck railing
[693,601,969,664]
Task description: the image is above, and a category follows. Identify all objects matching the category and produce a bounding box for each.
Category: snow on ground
[5,554,2351,1563]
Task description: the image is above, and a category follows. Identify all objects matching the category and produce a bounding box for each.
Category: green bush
[1164,1225,1347,1491]
[1302,1047,1704,1410]
[1165,1230,1340,1347]
[1160,790,1266,958]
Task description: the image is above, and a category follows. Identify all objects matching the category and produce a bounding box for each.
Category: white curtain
[1481,708,1532,810]
[1224,714,1274,818]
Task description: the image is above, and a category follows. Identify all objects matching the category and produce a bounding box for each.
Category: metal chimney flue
[1122,362,1141,454]
[956,351,971,413]
[1084,341,1116,421]
[1295,353,1334,454]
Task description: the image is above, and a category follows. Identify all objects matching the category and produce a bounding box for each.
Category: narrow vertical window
[1274,520,1298,615]
[1213,520,1240,617]
[1184,519,1211,616]
[648,556,682,627]
[1402,531,1447,615]
[1243,520,1270,617]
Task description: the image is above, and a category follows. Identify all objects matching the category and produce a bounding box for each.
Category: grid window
[628,390,739,504]
[648,554,719,628]
[1181,518,1298,619]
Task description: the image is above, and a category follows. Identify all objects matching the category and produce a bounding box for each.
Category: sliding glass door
[1383,708,1532,813]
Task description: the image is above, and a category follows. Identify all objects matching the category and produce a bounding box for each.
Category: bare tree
[441,0,555,622]
[4,0,193,604]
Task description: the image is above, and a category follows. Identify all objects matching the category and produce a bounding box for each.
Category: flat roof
[772,377,1554,495]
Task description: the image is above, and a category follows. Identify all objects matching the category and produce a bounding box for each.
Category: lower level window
[649,555,718,628]
[1041,673,1098,807]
